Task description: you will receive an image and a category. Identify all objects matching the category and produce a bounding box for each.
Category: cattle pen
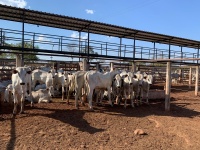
[1,4,200,150]
[1,4,200,111]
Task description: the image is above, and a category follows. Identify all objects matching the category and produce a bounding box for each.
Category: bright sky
[0,0,200,61]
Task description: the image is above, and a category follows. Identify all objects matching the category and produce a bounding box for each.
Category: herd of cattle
[0,66,155,116]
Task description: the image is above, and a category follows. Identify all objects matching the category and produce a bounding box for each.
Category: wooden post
[189,67,192,89]
[165,61,171,111]
[96,63,100,71]
[195,66,199,96]
[131,62,136,72]
[16,54,22,67]
[83,58,88,71]
[110,62,114,71]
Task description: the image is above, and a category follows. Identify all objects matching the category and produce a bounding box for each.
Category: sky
[0,0,200,61]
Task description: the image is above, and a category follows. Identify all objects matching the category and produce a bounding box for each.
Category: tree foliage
[0,41,39,61]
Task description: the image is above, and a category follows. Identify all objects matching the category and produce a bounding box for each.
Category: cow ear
[143,76,147,79]
[12,70,18,74]
[125,74,128,77]
[27,71,32,74]
[133,75,137,78]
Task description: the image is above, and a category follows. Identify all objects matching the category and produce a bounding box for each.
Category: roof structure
[0,4,200,49]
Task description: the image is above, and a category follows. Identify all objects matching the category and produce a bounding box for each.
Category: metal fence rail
[0,28,199,63]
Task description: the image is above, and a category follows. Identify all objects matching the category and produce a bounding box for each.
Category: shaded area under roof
[0,4,200,49]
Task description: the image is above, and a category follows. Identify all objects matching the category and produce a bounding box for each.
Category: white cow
[54,71,69,101]
[111,74,123,105]
[31,69,56,96]
[67,73,75,104]
[84,69,119,110]
[120,72,134,108]
[30,89,52,103]
[12,67,32,116]
[171,73,181,84]
[4,84,13,103]
[140,73,153,104]
[74,71,87,109]
[133,72,144,105]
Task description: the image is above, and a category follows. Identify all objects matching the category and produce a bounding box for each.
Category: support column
[16,54,22,67]
[195,66,199,96]
[165,61,171,111]
[83,58,88,71]
[110,62,114,71]
[189,67,192,89]
[131,62,136,72]
[96,63,100,71]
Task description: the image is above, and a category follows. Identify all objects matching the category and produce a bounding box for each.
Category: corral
[1,86,200,149]
[1,4,200,150]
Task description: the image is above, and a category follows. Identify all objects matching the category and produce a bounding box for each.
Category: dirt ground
[0,85,200,150]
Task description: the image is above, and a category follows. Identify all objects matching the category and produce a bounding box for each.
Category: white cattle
[140,73,153,104]
[30,89,52,103]
[4,84,13,103]
[74,71,87,109]
[4,84,30,103]
[67,73,75,104]
[12,67,32,116]
[111,74,123,105]
[84,69,119,110]
[54,71,69,101]
[120,72,134,108]
[31,69,56,96]
[171,73,181,84]
[133,72,144,105]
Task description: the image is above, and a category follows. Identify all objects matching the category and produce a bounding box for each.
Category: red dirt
[1,87,200,150]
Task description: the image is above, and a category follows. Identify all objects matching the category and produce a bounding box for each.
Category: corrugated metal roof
[0,4,200,49]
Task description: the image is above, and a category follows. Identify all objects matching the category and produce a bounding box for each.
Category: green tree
[0,41,39,61]
[81,46,98,61]
[67,42,78,61]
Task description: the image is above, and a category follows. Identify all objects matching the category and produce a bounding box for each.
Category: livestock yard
[1,4,200,150]
[1,84,200,150]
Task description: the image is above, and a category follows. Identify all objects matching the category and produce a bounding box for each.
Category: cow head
[13,67,32,85]
[113,74,122,89]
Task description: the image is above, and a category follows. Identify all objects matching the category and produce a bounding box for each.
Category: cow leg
[130,93,134,108]
[146,89,149,104]
[87,90,94,110]
[65,86,69,104]
[62,86,65,101]
[139,87,143,105]
[124,91,127,109]
[67,90,70,104]
[107,88,113,107]
[19,94,25,114]
[12,92,18,116]
[75,89,79,109]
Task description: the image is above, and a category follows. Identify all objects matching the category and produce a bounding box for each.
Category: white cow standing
[12,67,32,116]
[133,72,144,105]
[111,74,123,105]
[73,71,87,109]
[67,73,75,104]
[54,71,69,101]
[84,69,119,110]
[140,73,153,104]
[120,72,135,108]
